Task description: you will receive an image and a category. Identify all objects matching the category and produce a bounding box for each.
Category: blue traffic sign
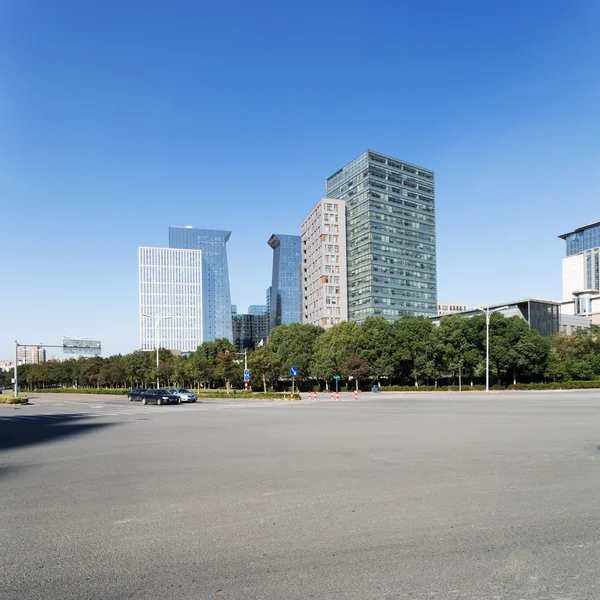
[244,369,250,377]
[290,366,298,377]
[244,374,250,382]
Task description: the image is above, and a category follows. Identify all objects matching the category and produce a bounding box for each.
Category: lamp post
[142,313,172,388]
[474,306,508,392]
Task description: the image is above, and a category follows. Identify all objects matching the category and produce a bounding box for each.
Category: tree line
[4,315,600,392]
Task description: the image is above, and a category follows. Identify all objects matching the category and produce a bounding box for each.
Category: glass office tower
[268,234,302,330]
[169,226,233,343]
[139,247,203,351]
[326,150,437,322]
[249,304,269,345]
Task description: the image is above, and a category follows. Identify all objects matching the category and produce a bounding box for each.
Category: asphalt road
[1,391,600,600]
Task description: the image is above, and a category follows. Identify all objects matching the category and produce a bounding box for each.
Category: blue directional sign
[244,369,250,377]
[244,374,250,382]
[290,366,298,377]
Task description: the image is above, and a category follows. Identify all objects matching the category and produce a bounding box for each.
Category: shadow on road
[0,413,119,453]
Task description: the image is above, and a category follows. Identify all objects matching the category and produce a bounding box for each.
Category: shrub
[0,396,29,404]
[33,388,128,395]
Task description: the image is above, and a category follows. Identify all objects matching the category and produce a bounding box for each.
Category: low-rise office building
[437,302,468,316]
[430,298,590,335]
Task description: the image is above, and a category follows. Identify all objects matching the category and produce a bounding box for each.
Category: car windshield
[177,388,190,393]
[155,389,169,394]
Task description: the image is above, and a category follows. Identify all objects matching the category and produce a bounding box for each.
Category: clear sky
[2,0,599,359]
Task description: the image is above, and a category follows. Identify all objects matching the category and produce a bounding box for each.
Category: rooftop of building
[431,298,560,319]
[326,149,434,182]
[558,221,600,239]
[169,226,232,242]
[267,233,301,249]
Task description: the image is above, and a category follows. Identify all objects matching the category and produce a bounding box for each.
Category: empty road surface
[1,390,600,599]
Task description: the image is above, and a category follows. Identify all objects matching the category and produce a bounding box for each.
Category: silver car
[168,388,197,403]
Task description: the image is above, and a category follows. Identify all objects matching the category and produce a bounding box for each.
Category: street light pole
[142,313,172,388]
[14,340,18,398]
[474,306,508,392]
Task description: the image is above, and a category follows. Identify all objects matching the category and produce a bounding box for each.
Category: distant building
[138,247,203,352]
[0,360,15,372]
[248,305,269,345]
[232,313,254,351]
[16,346,46,365]
[326,150,437,322]
[169,226,233,343]
[231,304,237,316]
[431,298,590,336]
[301,198,348,328]
[437,302,468,316]
[559,221,600,325]
[268,234,302,330]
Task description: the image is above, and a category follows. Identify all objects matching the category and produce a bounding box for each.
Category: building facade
[232,313,254,351]
[138,247,203,352]
[326,150,437,322]
[168,226,233,343]
[437,302,468,316]
[301,198,348,328]
[559,221,600,325]
[248,305,269,345]
[16,346,46,365]
[268,234,302,330]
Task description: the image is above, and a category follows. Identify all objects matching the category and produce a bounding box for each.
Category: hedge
[379,381,600,392]
[31,388,299,400]
[379,385,487,392]
[0,396,29,404]
[33,388,128,395]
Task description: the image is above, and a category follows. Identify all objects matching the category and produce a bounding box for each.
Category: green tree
[312,321,360,382]
[392,316,435,386]
[356,317,395,382]
[215,352,240,393]
[249,346,282,392]
[346,354,371,390]
[268,323,324,380]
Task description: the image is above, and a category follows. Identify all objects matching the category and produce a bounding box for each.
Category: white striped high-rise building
[138,247,203,352]
[301,198,348,328]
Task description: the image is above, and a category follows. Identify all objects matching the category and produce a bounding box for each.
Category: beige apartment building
[301,198,348,328]
[16,346,46,365]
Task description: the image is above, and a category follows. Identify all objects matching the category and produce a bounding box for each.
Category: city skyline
[3,1,600,359]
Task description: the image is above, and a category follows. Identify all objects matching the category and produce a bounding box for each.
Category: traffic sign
[244,374,250,382]
[244,369,250,377]
[333,375,341,379]
[290,366,298,377]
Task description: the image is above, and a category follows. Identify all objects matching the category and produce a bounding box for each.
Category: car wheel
[129,396,133,401]
[142,397,147,405]
[157,398,163,406]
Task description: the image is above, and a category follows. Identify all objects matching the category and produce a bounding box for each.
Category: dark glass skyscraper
[326,150,437,322]
[248,304,269,345]
[169,226,233,343]
[268,234,302,330]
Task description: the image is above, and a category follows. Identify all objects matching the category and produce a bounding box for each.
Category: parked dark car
[140,389,180,405]
[128,388,146,401]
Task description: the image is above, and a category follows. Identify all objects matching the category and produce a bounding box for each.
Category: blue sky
[2,0,599,359]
